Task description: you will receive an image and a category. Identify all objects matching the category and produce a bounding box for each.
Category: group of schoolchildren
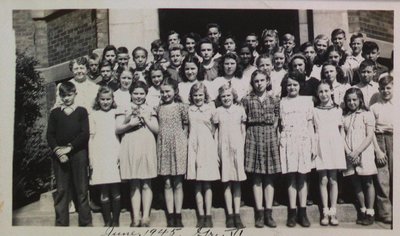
[46,22,393,229]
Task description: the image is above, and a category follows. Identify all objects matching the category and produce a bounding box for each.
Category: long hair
[93,86,117,110]
[325,45,347,66]
[179,55,205,82]
[342,87,368,115]
[217,52,243,78]
[146,63,168,87]
[320,62,347,84]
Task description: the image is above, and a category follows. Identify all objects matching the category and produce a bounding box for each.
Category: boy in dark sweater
[47,81,92,226]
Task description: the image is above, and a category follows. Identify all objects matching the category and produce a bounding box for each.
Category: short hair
[362,41,380,53]
[93,86,117,110]
[206,23,221,32]
[314,34,330,47]
[218,52,243,78]
[359,59,377,71]
[255,53,273,68]
[102,45,117,61]
[250,69,272,91]
[196,37,218,55]
[167,30,180,39]
[184,32,201,43]
[216,83,239,106]
[89,53,100,61]
[378,75,393,88]
[350,32,365,44]
[59,81,76,97]
[320,62,346,84]
[99,59,112,69]
[188,82,211,105]
[151,39,166,51]
[331,28,346,39]
[300,41,315,53]
[288,53,313,76]
[282,33,295,42]
[129,80,149,95]
[261,29,280,53]
[179,55,205,82]
[132,46,148,58]
[246,33,258,39]
[343,87,368,114]
[117,46,129,55]
[69,56,89,71]
[168,43,184,52]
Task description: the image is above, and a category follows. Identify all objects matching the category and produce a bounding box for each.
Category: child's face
[160,84,175,103]
[346,93,361,112]
[252,73,268,93]
[104,50,117,64]
[246,35,258,49]
[72,62,88,80]
[350,38,363,55]
[99,92,113,111]
[192,90,205,107]
[328,51,341,65]
[258,58,273,75]
[220,90,233,108]
[207,27,221,44]
[239,47,252,66]
[263,36,277,50]
[168,33,180,45]
[223,58,237,77]
[185,38,196,54]
[332,33,346,48]
[169,50,183,67]
[184,62,198,82]
[88,59,99,74]
[273,52,285,70]
[379,82,393,101]
[117,53,130,68]
[61,92,77,106]
[120,71,133,90]
[150,70,163,87]
[322,65,337,83]
[315,39,328,55]
[133,50,147,69]
[283,40,295,53]
[303,46,316,62]
[200,43,214,61]
[100,66,112,81]
[292,58,306,74]
[360,66,376,83]
[224,38,236,53]
[131,87,147,105]
[286,78,300,97]
[363,49,379,62]
[151,47,165,61]
[317,83,333,104]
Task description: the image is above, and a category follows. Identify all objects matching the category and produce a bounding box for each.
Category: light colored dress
[157,103,189,176]
[179,81,197,104]
[270,69,287,98]
[88,109,121,185]
[279,96,314,174]
[313,106,346,170]
[342,110,377,176]
[114,89,131,111]
[118,103,157,179]
[213,104,247,182]
[146,86,161,111]
[186,104,220,181]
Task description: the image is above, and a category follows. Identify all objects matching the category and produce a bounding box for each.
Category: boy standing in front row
[371,76,393,225]
[47,81,92,226]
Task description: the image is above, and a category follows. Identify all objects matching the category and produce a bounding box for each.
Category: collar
[189,104,211,112]
[378,96,393,105]
[202,61,215,69]
[61,104,77,112]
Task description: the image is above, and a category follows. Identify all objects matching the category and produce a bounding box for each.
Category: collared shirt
[242,91,279,125]
[370,97,393,133]
[332,81,351,108]
[353,82,379,108]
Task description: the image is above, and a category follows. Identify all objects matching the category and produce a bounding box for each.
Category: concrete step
[13,191,390,229]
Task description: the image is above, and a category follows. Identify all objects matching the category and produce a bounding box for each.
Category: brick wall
[47,10,98,66]
[13,10,35,56]
[348,10,393,43]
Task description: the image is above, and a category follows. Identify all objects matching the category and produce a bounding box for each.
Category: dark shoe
[286,208,297,227]
[264,208,277,228]
[166,213,175,227]
[254,210,264,228]
[306,199,313,206]
[297,207,311,227]
[356,212,365,224]
[226,214,235,228]
[361,214,374,226]
[101,201,112,227]
[272,200,280,206]
[90,201,102,213]
[112,199,121,227]
[234,214,245,229]
[196,215,205,228]
[382,217,392,224]
[204,215,213,228]
[175,213,184,227]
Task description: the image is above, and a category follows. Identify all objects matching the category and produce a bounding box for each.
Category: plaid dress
[242,92,281,174]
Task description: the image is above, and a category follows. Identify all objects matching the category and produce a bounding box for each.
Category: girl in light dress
[146,63,167,110]
[313,80,346,226]
[342,88,377,226]
[186,82,220,228]
[213,83,247,229]
[178,55,206,104]
[89,86,121,227]
[116,81,159,227]
[279,72,316,228]
[156,77,189,227]
[320,62,351,108]
[114,69,134,110]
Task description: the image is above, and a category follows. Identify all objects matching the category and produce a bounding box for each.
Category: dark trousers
[374,133,393,220]
[53,149,92,226]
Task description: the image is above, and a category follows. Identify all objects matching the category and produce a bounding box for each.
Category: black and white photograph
[0,0,398,235]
